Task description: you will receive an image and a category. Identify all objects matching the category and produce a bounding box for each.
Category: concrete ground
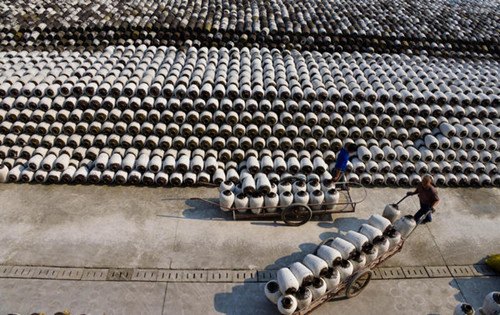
[0,184,498,314]
[0,277,498,315]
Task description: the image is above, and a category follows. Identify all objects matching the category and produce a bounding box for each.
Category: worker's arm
[431,198,440,210]
[406,189,418,196]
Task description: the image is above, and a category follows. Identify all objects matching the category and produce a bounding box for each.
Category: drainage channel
[0,264,496,283]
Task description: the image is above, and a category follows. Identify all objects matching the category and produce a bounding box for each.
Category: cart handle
[393,194,411,206]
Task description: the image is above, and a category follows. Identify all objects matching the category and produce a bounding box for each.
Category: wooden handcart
[192,180,367,226]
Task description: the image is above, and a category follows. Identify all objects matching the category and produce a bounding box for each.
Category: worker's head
[422,174,433,188]
[346,143,357,155]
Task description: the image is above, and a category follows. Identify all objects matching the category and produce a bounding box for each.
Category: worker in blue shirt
[333,143,357,185]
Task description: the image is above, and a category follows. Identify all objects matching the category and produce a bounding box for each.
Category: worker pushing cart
[264,192,428,314]
[406,174,440,224]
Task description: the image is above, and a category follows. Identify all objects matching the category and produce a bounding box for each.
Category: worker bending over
[332,143,357,185]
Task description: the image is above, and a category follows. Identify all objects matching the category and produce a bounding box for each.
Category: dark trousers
[414,203,432,224]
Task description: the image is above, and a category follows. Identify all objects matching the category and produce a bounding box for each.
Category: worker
[332,143,357,185]
[406,174,440,224]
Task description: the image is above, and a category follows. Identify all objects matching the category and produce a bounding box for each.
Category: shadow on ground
[213,281,276,315]
[182,198,231,220]
[317,216,369,239]
[449,275,500,311]
[449,257,499,311]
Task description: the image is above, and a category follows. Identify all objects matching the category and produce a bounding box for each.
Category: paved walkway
[0,276,498,314]
[0,184,498,314]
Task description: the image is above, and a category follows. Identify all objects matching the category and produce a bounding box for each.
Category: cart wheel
[314,237,335,254]
[282,204,312,226]
[346,270,372,298]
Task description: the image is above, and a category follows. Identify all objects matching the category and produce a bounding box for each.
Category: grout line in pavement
[451,278,469,304]
[161,282,169,315]
[425,223,448,266]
